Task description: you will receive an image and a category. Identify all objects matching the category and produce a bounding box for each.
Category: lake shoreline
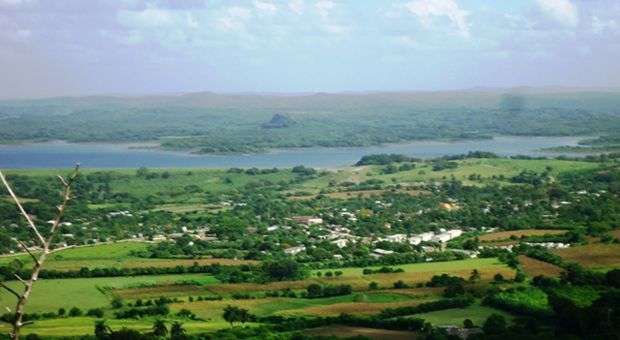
[0,135,591,169]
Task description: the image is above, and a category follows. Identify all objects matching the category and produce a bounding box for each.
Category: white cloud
[316,0,335,20]
[0,0,32,7]
[216,6,252,32]
[392,35,418,48]
[118,7,174,28]
[591,15,617,34]
[535,0,578,27]
[288,0,304,15]
[254,1,277,15]
[404,0,470,38]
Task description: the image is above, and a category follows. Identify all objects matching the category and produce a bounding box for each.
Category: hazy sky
[1,0,619,98]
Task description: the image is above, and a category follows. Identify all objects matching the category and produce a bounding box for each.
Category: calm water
[0,136,583,169]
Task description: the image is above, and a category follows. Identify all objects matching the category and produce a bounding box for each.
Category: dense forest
[2,90,620,153]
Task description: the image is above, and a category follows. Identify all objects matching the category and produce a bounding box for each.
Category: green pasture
[0,317,235,337]
[414,303,513,327]
[0,274,218,313]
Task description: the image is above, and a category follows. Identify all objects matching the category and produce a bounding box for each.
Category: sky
[1,0,619,99]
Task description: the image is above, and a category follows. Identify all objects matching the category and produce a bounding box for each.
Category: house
[384,234,407,243]
[409,236,423,245]
[333,254,344,260]
[284,245,306,255]
[152,235,167,242]
[331,239,349,248]
[371,248,394,258]
[292,216,323,225]
[446,229,463,238]
[419,232,435,241]
[436,326,483,339]
[432,233,452,243]
[267,225,280,232]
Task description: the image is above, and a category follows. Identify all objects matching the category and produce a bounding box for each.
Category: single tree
[469,269,481,283]
[94,320,111,340]
[222,305,250,327]
[170,322,186,340]
[152,319,168,337]
[483,313,507,335]
[0,166,79,340]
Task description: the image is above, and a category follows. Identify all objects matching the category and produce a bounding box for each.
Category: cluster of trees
[356,154,418,166]
[362,266,404,275]
[305,284,352,298]
[114,305,170,319]
[94,319,187,340]
[0,262,249,280]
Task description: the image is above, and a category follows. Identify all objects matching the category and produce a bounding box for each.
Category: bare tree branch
[0,165,79,340]
[0,282,20,299]
[0,172,46,246]
[15,240,40,266]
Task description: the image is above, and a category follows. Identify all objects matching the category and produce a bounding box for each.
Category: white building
[409,236,423,245]
[446,229,463,238]
[384,234,407,243]
[292,216,323,225]
[371,248,394,258]
[432,233,452,243]
[331,239,349,248]
[284,245,306,255]
[419,232,435,241]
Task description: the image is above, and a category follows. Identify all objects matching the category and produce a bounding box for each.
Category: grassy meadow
[0,242,257,270]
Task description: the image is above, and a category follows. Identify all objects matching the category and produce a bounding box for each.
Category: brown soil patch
[305,325,418,340]
[479,229,567,242]
[518,255,563,277]
[553,243,620,270]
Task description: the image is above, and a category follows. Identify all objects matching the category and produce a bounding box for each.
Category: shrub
[86,308,104,318]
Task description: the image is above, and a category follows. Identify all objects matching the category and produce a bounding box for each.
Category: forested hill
[1,89,620,153]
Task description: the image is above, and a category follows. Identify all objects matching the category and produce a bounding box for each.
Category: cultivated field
[518,255,564,277]
[479,229,567,242]
[553,243,620,271]
[0,274,218,313]
[414,303,513,327]
[304,325,417,340]
[198,258,513,295]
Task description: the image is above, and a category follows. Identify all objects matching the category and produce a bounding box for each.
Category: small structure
[291,216,323,225]
[331,239,349,248]
[371,248,394,258]
[284,245,306,255]
[384,234,407,243]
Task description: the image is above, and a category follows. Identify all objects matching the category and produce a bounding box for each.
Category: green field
[3,158,601,200]
[414,303,513,327]
[0,274,219,313]
[0,317,235,337]
[0,242,256,270]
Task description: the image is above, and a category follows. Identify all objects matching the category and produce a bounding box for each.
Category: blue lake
[0,136,583,169]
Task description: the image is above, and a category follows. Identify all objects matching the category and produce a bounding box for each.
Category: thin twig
[13,274,27,286]
[15,240,40,266]
[0,172,46,245]
[0,282,20,298]
[0,165,79,340]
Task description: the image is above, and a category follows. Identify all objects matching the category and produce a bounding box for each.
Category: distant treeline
[3,92,620,153]
[0,263,253,280]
